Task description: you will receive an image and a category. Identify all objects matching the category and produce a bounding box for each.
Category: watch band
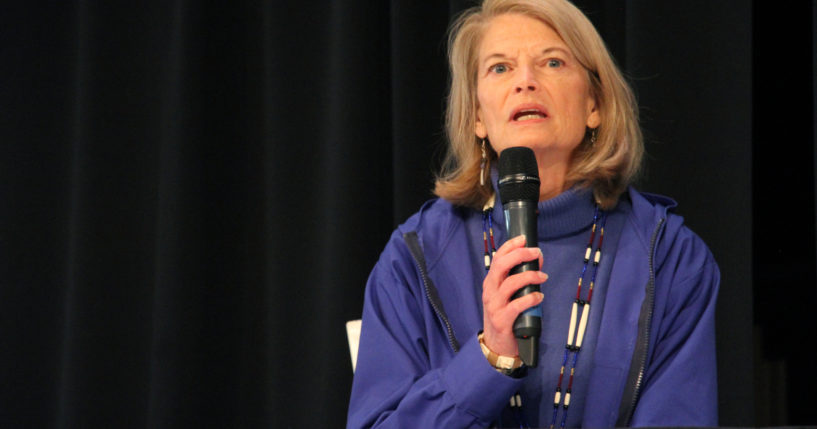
[478,332,524,371]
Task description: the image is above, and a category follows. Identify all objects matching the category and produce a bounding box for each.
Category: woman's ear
[475,108,487,139]
[585,96,601,129]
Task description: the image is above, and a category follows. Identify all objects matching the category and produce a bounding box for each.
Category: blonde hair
[434,0,643,209]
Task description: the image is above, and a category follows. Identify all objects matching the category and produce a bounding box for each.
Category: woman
[348,0,719,427]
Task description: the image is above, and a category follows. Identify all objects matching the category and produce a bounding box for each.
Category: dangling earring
[480,139,487,186]
[590,128,598,145]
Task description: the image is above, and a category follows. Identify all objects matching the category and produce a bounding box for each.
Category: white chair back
[346,319,362,373]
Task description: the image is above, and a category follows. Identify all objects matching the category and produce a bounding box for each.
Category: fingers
[496,235,543,268]
[493,234,527,259]
[497,270,548,303]
[484,287,545,328]
[482,290,544,356]
[484,237,543,293]
[482,269,547,318]
[506,290,545,316]
[481,235,548,355]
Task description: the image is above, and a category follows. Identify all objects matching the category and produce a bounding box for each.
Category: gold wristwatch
[478,332,525,376]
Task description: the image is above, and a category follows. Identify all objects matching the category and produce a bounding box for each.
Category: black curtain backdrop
[1,1,815,427]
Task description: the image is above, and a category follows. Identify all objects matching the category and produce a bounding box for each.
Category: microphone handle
[504,200,541,367]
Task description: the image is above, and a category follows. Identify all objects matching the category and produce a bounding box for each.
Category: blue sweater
[348,187,719,428]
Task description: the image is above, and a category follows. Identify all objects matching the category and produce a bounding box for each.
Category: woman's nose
[514,65,538,93]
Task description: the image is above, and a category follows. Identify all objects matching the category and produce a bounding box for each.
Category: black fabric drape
[1,1,814,427]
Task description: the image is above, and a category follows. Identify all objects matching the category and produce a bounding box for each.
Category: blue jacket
[348,188,719,428]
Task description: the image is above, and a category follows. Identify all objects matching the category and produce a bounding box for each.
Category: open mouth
[512,109,547,121]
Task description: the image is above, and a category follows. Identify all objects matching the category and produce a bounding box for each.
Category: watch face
[496,355,515,369]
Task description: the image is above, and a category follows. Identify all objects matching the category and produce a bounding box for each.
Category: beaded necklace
[481,200,608,429]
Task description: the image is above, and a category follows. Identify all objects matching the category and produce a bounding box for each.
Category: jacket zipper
[622,217,665,426]
[416,255,460,353]
[403,232,460,353]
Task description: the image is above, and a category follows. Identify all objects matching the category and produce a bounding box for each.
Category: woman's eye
[547,59,563,68]
[490,64,508,74]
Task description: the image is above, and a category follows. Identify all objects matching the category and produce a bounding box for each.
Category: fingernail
[536,292,545,300]
[515,235,526,244]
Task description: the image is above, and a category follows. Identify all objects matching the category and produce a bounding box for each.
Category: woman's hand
[482,235,547,357]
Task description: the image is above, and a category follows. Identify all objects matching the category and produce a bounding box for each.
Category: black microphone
[497,146,541,367]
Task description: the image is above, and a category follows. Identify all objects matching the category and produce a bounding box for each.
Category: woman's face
[474,13,600,162]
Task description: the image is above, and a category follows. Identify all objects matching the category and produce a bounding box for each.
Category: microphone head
[498,147,540,205]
